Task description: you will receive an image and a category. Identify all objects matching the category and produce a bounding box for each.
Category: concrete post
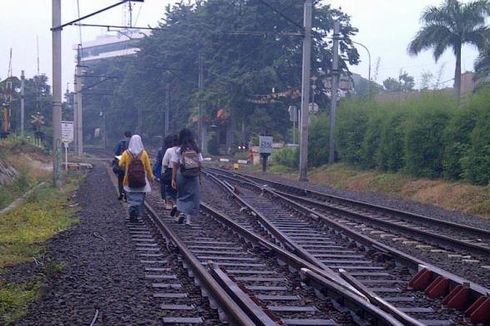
[52,0,62,186]
[329,21,340,164]
[20,70,25,137]
[299,0,312,182]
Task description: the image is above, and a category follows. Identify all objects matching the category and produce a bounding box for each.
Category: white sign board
[259,136,273,154]
[61,121,74,144]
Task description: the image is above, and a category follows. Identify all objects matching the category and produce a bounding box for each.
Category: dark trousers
[161,181,177,201]
[117,174,125,197]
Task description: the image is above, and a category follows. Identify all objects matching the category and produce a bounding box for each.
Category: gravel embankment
[18,164,162,325]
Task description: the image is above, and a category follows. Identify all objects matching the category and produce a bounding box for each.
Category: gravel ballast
[18,164,162,325]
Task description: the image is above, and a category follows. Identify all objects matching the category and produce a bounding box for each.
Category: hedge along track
[144,191,405,325]
[203,168,490,325]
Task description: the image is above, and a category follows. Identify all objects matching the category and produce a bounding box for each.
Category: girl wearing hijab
[119,135,154,222]
[171,128,202,225]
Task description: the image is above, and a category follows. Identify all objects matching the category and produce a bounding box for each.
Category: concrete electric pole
[165,82,170,137]
[75,45,83,155]
[329,20,340,164]
[20,70,25,137]
[52,0,62,186]
[198,54,206,154]
[299,0,312,182]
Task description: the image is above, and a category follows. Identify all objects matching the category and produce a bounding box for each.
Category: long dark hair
[178,128,200,153]
[162,134,178,153]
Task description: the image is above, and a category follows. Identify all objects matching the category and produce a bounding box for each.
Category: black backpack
[127,152,146,188]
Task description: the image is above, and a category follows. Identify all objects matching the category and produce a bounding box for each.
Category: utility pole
[20,70,25,137]
[198,53,206,154]
[329,20,340,164]
[165,83,170,137]
[75,45,83,155]
[299,0,312,182]
[52,0,62,186]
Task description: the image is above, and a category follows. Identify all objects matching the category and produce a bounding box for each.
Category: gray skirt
[176,172,200,216]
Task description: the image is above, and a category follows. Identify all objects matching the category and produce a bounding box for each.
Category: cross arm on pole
[51,0,144,31]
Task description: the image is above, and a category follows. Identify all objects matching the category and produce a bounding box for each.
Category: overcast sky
[0,0,481,92]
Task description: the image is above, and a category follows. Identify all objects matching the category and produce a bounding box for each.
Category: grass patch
[0,173,82,324]
[0,182,80,267]
[0,170,32,210]
[0,281,39,325]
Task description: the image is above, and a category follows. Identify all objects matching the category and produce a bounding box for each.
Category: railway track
[107,162,403,325]
[145,192,404,325]
[203,168,490,325]
[210,170,490,258]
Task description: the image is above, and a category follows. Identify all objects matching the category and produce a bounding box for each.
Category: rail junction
[105,161,490,325]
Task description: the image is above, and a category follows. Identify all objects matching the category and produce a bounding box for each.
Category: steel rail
[143,202,257,326]
[216,168,490,239]
[104,163,255,325]
[208,168,490,257]
[203,171,429,325]
[204,168,490,323]
[276,189,490,257]
[199,203,404,326]
[204,171,342,273]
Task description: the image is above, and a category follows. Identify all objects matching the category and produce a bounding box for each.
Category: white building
[74,30,147,63]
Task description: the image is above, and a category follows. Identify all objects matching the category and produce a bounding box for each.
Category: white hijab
[128,135,144,156]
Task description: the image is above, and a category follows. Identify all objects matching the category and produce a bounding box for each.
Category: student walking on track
[161,134,178,210]
[118,135,154,223]
[113,130,132,201]
[171,128,202,225]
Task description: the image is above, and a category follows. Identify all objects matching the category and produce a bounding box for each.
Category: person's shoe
[176,212,184,224]
[129,211,138,223]
[118,194,123,200]
[170,206,178,217]
[185,215,192,225]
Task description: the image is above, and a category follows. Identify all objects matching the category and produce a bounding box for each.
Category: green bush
[335,99,369,166]
[360,104,384,169]
[272,147,299,169]
[404,108,451,178]
[376,110,407,171]
[442,108,476,179]
[308,113,329,167]
[462,93,490,185]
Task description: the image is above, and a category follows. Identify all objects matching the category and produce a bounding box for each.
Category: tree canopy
[81,0,360,150]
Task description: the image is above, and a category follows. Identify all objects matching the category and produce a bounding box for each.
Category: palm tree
[408,0,490,98]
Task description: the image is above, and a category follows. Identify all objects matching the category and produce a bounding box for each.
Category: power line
[256,0,304,31]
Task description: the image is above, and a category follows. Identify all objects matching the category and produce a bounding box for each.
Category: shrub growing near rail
[319,90,489,185]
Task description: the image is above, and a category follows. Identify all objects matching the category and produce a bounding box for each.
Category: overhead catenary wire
[256,0,304,31]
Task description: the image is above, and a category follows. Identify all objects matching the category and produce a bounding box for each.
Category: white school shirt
[162,146,178,170]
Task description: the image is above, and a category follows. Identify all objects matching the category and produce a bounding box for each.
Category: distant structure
[75,29,146,63]
[460,71,476,95]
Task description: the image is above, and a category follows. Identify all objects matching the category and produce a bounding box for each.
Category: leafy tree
[383,71,415,92]
[408,0,490,98]
[82,1,361,148]
[420,71,434,90]
[383,77,402,92]
[399,72,415,91]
